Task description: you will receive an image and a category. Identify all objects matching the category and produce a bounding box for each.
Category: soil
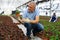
[0,16,28,40]
[36,31,49,40]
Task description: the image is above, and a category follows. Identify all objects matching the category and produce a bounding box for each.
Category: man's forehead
[27,1,36,6]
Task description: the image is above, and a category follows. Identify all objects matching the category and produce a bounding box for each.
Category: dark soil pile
[36,31,51,40]
[0,16,28,40]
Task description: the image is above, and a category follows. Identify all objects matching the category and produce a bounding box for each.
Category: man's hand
[23,18,30,23]
[25,18,30,23]
[17,17,24,23]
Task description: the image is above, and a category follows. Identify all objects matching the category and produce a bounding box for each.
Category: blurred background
[0,0,60,17]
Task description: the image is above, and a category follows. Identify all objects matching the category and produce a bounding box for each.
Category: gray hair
[27,1,36,7]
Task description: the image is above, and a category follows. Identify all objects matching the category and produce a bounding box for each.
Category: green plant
[15,10,20,14]
[39,16,60,40]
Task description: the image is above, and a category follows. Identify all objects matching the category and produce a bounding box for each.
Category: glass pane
[0,0,30,15]
[36,0,50,16]
[51,0,60,16]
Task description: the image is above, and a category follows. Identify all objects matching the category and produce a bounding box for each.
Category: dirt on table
[0,16,28,40]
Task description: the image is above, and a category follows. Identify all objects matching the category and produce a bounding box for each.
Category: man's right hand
[17,18,24,23]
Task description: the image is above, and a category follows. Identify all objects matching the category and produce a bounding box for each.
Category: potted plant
[15,10,20,17]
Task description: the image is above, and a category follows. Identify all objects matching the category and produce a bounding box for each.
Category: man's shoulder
[23,8,28,14]
[35,7,39,12]
[23,8,28,11]
[36,7,39,9]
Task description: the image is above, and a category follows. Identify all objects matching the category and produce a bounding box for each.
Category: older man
[21,1,44,39]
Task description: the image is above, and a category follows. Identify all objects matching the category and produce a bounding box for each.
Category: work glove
[18,17,20,20]
[24,18,30,23]
[18,17,24,23]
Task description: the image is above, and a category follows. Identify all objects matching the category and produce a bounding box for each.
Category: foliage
[15,10,20,14]
[39,16,60,40]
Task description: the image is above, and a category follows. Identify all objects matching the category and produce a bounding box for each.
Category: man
[21,1,44,39]
[49,13,57,22]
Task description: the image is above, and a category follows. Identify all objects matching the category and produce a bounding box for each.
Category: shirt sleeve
[36,8,40,16]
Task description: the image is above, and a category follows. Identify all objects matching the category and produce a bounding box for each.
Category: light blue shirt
[22,7,40,20]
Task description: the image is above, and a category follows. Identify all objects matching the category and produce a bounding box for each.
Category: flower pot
[16,13,20,17]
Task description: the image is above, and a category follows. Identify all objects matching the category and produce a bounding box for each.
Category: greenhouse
[0,0,60,40]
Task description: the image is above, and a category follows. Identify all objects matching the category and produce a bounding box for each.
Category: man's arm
[30,16,39,24]
[21,16,39,24]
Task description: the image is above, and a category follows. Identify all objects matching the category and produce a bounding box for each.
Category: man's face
[28,4,35,12]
